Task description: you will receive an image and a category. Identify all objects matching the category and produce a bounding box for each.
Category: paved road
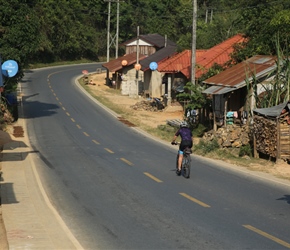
[18,64,290,249]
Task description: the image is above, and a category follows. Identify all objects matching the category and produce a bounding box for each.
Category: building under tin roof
[202,55,277,95]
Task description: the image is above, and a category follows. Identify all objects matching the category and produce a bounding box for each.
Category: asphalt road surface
[20,64,290,249]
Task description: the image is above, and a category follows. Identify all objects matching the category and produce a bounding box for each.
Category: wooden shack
[253,102,290,161]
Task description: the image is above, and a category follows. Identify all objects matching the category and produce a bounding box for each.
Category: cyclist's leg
[177,150,184,171]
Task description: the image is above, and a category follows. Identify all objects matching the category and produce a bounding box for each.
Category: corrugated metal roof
[102,52,147,72]
[202,85,235,95]
[203,55,277,91]
[140,45,177,71]
[157,34,245,79]
[254,102,290,118]
[121,33,176,48]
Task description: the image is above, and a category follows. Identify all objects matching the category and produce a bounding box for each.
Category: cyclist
[171,121,193,176]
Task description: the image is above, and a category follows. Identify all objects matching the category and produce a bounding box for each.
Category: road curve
[20,64,290,250]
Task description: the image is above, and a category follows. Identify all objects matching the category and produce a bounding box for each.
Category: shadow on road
[277,195,290,205]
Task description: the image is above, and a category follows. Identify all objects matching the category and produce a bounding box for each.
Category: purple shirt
[175,127,192,141]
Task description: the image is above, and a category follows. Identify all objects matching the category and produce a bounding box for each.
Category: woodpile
[253,116,277,157]
[130,100,164,112]
[203,124,250,148]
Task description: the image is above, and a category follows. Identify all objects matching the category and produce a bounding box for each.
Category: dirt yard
[86,72,185,129]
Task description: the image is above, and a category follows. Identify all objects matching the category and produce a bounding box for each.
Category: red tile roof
[102,52,147,72]
[158,34,245,79]
[195,34,245,78]
[158,50,191,78]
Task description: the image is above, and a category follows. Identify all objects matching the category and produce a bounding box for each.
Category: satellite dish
[2,60,18,77]
[149,62,158,71]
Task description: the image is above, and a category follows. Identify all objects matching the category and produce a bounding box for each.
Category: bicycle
[171,142,192,178]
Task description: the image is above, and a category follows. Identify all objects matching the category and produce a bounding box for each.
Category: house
[202,55,277,130]
[121,33,176,56]
[157,50,207,105]
[157,34,245,105]
[102,52,147,95]
[139,45,177,98]
[103,33,177,97]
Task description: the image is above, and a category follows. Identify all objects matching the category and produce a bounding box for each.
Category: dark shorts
[179,140,193,153]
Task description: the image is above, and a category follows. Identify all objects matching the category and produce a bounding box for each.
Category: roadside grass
[193,138,277,173]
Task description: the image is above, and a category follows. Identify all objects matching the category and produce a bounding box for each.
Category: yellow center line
[92,140,100,145]
[104,148,114,154]
[62,107,66,111]
[53,93,56,96]
[56,97,59,101]
[71,118,75,122]
[144,172,163,183]
[76,124,81,129]
[59,102,62,106]
[83,132,89,137]
[66,112,70,116]
[243,225,290,248]
[120,157,133,166]
[179,193,211,208]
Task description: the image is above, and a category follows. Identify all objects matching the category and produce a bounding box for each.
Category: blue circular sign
[149,62,158,71]
[2,60,18,77]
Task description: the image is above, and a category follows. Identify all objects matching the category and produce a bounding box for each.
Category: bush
[194,138,220,155]
[239,144,252,157]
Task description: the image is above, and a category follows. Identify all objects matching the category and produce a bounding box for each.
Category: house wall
[125,45,156,56]
[120,66,144,97]
[143,70,151,96]
[150,71,163,98]
[227,87,247,117]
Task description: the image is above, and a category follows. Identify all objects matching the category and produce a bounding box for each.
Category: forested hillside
[0,0,289,69]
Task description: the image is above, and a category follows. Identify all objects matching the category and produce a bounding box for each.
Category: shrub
[194,138,220,155]
[239,144,252,157]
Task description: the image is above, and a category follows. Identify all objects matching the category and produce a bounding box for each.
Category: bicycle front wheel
[183,155,191,178]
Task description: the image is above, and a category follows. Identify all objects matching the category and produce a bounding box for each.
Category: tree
[233,0,290,60]
[0,0,40,67]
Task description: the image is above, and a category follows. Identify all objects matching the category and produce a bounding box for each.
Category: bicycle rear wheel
[183,155,191,178]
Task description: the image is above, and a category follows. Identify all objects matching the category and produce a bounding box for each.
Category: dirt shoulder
[84,72,290,181]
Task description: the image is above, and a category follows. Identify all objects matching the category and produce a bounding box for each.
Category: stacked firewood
[130,100,163,112]
[253,115,277,157]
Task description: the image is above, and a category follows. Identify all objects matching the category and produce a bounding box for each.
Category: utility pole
[191,0,197,85]
[104,0,121,84]
[106,1,111,63]
[136,26,140,97]
[116,0,119,58]
[104,0,121,59]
